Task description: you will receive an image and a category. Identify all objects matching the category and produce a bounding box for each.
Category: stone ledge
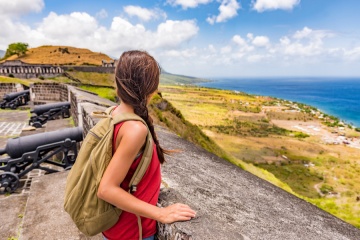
[156,126,360,240]
[20,171,103,240]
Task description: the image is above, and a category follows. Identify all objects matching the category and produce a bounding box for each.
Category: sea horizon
[197,77,360,128]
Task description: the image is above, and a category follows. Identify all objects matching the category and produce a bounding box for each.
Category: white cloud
[221,46,232,54]
[247,54,268,62]
[167,0,212,9]
[252,0,300,12]
[0,10,198,55]
[37,12,99,39]
[155,20,199,48]
[343,47,360,61]
[207,0,240,24]
[279,27,334,57]
[232,35,247,46]
[252,36,270,47]
[247,33,254,40]
[0,0,44,17]
[96,9,108,19]
[208,44,217,53]
[124,5,166,21]
[161,48,197,58]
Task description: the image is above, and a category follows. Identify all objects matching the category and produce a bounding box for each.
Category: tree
[3,42,29,59]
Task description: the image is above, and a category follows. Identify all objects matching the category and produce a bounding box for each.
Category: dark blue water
[198,77,360,128]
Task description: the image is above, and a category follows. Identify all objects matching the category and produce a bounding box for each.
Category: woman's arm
[97,121,196,223]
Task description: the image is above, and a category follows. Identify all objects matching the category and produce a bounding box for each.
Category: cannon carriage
[0,127,83,194]
[29,101,71,128]
[0,90,30,109]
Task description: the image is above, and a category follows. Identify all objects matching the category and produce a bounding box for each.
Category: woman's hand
[157,203,196,224]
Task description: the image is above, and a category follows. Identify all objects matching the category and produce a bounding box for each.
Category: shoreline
[195,78,360,129]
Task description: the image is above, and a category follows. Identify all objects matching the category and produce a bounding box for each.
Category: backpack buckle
[130,185,137,193]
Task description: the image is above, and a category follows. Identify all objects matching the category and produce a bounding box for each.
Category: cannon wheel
[32,122,42,128]
[0,172,20,194]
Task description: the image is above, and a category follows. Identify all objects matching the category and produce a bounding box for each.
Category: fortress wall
[30,82,68,105]
[1,82,359,239]
[64,84,360,240]
[0,83,19,99]
[62,66,115,74]
[67,85,115,128]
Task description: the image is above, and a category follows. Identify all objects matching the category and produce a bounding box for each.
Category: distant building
[102,59,118,67]
[0,60,64,79]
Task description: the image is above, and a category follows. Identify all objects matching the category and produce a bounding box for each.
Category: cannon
[29,101,71,128]
[0,90,30,109]
[0,127,83,194]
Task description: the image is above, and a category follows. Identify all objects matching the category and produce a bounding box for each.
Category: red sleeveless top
[103,122,161,240]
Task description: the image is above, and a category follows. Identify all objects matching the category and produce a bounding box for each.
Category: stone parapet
[0,83,19,99]
[1,81,360,239]
[30,82,68,104]
[65,91,360,239]
[62,66,115,74]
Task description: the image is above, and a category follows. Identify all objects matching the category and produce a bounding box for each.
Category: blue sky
[1,0,360,78]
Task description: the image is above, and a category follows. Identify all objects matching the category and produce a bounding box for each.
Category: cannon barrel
[31,102,71,115]
[3,90,30,101]
[2,127,83,159]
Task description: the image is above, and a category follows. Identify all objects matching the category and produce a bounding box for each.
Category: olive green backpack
[64,106,153,237]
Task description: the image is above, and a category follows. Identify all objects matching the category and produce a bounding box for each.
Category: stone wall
[0,60,114,79]
[1,82,360,239]
[0,60,64,79]
[30,82,68,104]
[67,86,360,240]
[62,66,115,74]
[0,83,28,99]
[67,85,115,127]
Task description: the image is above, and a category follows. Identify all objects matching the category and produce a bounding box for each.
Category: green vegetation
[160,72,209,85]
[320,184,334,194]
[158,84,360,229]
[0,76,35,86]
[66,71,115,87]
[2,42,28,59]
[150,93,232,162]
[257,163,322,198]
[78,85,117,102]
[294,132,310,138]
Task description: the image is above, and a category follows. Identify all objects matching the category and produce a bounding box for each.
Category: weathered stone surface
[0,195,27,240]
[156,126,360,240]
[20,171,102,240]
[1,82,360,240]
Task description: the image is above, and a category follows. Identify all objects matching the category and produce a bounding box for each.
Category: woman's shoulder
[119,120,148,139]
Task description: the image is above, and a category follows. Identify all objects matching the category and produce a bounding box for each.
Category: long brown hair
[115,50,167,164]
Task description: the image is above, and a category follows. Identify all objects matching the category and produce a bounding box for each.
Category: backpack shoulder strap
[104,107,154,193]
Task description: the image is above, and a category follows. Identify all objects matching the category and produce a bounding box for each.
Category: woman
[98,50,196,240]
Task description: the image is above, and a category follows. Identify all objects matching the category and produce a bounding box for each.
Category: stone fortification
[0,82,359,239]
[30,82,68,104]
[0,60,64,79]
[62,66,115,74]
[0,83,28,99]
[0,60,115,79]
[66,83,360,239]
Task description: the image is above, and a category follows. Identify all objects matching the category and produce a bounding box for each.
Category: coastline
[159,84,360,228]
[196,77,360,128]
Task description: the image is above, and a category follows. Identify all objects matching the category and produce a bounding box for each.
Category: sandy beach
[271,119,360,149]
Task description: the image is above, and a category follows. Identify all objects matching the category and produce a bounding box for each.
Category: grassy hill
[2,45,112,66]
[0,44,209,85]
[160,71,209,84]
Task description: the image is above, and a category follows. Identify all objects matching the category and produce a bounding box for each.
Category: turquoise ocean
[198,77,360,128]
